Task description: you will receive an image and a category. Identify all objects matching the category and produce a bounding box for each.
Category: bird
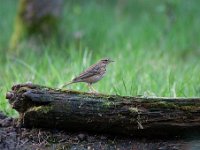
[62,58,114,92]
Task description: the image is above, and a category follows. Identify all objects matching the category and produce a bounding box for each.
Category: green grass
[1,0,200,116]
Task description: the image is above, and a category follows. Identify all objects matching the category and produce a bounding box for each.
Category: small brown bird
[62,58,114,92]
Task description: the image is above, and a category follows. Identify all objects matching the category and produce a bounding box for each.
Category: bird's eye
[101,58,109,62]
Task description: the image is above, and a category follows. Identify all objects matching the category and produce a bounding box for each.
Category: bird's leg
[61,81,74,89]
[88,83,98,93]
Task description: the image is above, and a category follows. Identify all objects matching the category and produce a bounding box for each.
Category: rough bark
[6,83,200,137]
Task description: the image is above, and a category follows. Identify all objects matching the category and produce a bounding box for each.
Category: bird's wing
[74,64,101,80]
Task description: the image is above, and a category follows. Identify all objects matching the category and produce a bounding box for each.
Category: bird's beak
[109,60,114,63]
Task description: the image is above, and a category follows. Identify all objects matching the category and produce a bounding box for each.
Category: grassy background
[1,0,200,116]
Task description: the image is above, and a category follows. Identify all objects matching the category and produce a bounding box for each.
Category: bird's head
[100,58,114,64]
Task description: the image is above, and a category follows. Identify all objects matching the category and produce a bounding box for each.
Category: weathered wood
[6,83,200,137]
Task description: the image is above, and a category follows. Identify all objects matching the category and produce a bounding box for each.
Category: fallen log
[6,83,200,137]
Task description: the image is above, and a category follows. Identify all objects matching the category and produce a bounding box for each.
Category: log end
[6,92,14,100]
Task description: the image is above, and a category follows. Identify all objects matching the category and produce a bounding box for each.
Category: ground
[1,112,200,150]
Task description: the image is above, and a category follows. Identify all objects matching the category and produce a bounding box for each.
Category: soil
[0,112,200,150]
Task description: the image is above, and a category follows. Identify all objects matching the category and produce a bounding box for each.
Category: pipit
[62,58,114,92]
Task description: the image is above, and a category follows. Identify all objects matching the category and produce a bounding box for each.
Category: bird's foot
[89,88,98,94]
[88,86,99,94]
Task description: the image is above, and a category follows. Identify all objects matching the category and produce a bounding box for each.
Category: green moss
[149,101,200,111]
[103,101,112,107]
[180,106,199,111]
[129,107,139,113]
[29,106,52,114]
[150,101,178,109]
[16,86,31,93]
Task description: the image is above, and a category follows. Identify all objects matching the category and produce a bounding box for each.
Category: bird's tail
[61,81,74,88]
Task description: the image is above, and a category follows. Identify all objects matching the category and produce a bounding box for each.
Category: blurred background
[1,0,200,116]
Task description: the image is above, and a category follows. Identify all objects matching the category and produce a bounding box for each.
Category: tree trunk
[6,83,200,137]
[9,0,63,50]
